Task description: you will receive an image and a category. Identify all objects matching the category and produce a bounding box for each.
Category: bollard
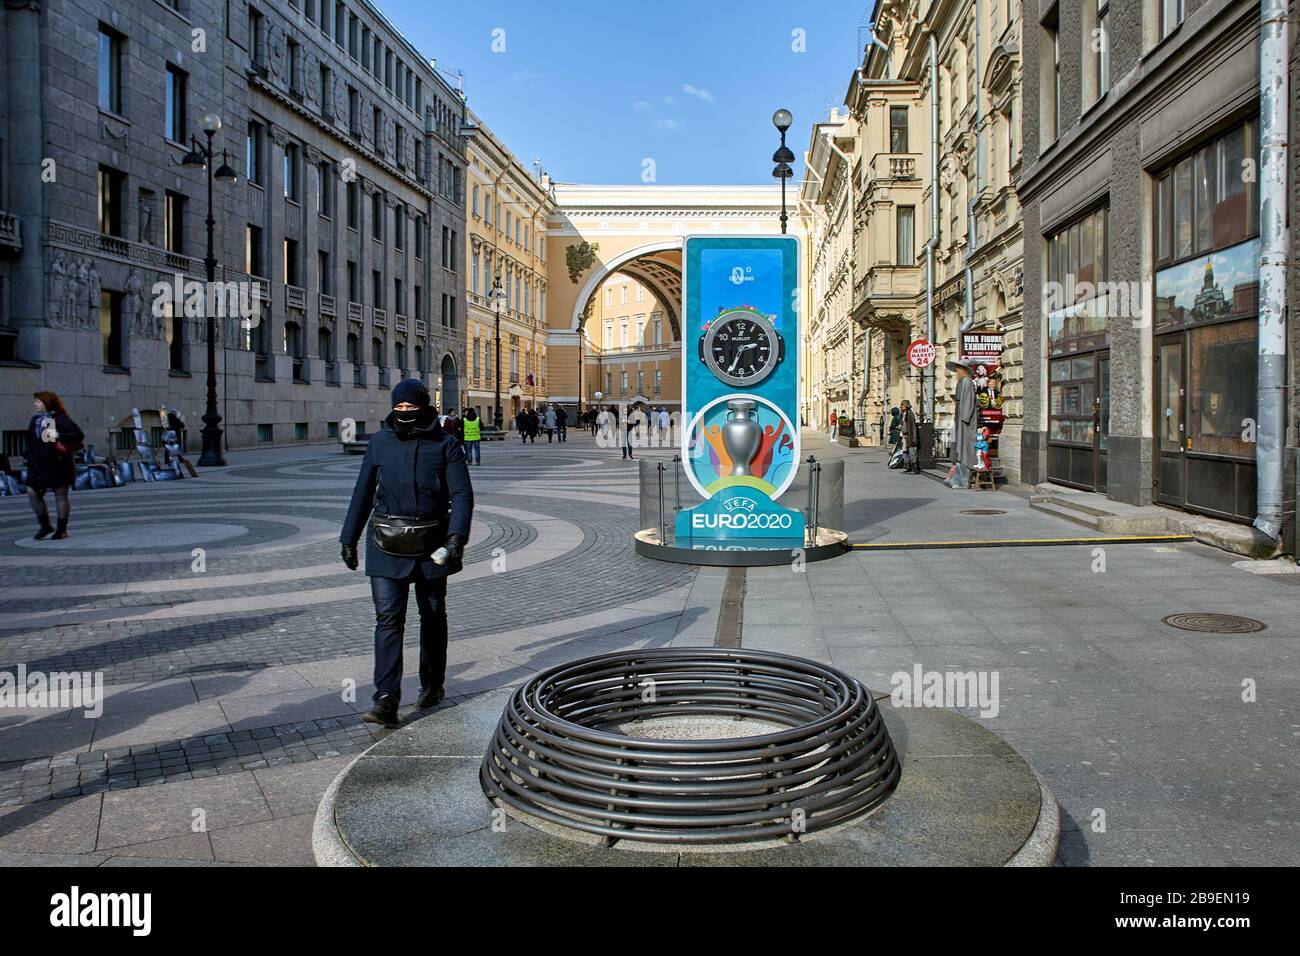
[810,460,822,544]
[656,461,667,546]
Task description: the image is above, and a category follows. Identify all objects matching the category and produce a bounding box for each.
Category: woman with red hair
[25,391,83,539]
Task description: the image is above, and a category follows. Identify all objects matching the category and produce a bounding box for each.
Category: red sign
[907,339,935,369]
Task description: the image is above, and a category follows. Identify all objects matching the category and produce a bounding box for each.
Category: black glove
[442,534,466,563]
[341,543,358,571]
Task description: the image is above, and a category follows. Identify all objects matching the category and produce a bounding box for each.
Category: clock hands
[727,342,757,374]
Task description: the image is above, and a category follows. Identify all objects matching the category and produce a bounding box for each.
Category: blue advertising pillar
[675,236,806,550]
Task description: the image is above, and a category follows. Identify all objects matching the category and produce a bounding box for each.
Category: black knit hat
[391,378,430,408]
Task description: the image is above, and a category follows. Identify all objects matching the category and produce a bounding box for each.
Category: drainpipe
[923,31,939,435]
[1255,0,1290,542]
[962,0,983,336]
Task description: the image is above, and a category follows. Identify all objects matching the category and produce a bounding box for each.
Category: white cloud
[663,95,678,106]
[633,100,652,110]
[654,118,685,130]
[682,83,714,103]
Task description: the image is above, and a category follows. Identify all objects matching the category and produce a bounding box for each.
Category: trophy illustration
[722,400,762,477]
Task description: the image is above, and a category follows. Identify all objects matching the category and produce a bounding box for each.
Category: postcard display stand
[635,236,848,566]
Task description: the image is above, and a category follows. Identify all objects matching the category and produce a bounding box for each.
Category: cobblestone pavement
[1,430,1297,866]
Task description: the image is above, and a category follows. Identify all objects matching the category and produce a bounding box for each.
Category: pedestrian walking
[24,391,84,540]
[829,410,839,443]
[623,403,642,460]
[339,379,473,728]
[515,408,528,443]
[946,359,979,490]
[596,405,611,444]
[556,405,568,443]
[462,407,482,465]
[899,400,920,474]
[888,406,902,449]
[527,407,539,443]
[543,404,557,443]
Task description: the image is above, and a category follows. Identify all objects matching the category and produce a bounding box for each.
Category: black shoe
[52,519,68,540]
[34,522,54,540]
[416,686,445,710]
[362,694,401,729]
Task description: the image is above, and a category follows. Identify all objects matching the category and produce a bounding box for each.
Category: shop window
[1188,322,1257,459]
[1153,118,1258,268]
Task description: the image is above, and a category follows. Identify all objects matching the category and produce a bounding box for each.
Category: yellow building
[587,273,679,414]
[463,112,555,425]
[826,0,1023,464]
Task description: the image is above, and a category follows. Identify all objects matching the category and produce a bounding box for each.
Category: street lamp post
[181,112,237,467]
[772,109,795,235]
[491,276,504,430]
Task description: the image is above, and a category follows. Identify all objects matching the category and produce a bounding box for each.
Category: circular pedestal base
[314,684,1059,867]
[633,528,849,566]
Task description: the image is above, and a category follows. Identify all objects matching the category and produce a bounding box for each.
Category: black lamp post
[181,112,238,467]
[490,275,504,430]
[772,109,795,234]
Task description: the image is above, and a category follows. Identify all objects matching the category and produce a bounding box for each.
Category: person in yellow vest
[462,407,482,465]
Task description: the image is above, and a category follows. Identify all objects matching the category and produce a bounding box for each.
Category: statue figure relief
[86,261,102,326]
[70,259,88,330]
[124,269,145,337]
[49,251,68,327]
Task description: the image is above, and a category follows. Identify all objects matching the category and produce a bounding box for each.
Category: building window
[889,106,909,153]
[414,215,425,260]
[896,206,915,265]
[283,143,300,201]
[1159,0,1184,40]
[164,191,185,253]
[372,269,383,307]
[394,204,405,251]
[165,64,187,142]
[318,250,331,295]
[246,224,264,276]
[395,340,406,375]
[1042,8,1061,144]
[285,320,305,381]
[283,238,300,286]
[347,260,358,301]
[1045,205,1109,357]
[394,277,403,315]
[346,180,359,229]
[371,191,383,239]
[246,121,264,184]
[248,7,265,67]
[1153,119,1258,268]
[98,24,124,114]
[317,162,333,217]
[1096,0,1110,98]
[319,64,333,118]
[414,285,422,321]
[348,86,359,133]
[472,184,480,216]
[287,37,302,94]
[100,291,125,367]
[98,165,125,236]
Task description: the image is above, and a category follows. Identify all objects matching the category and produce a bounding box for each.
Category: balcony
[372,307,387,329]
[0,212,21,253]
[319,293,336,318]
[348,301,363,323]
[888,157,916,178]
[286,285,305,311]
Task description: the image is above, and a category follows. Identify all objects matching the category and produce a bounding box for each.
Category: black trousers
[370,572,448,703]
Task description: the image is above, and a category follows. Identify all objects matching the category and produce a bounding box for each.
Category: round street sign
[908,339,935,369]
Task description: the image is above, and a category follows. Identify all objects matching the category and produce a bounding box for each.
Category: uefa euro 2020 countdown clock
[698,306,785,387]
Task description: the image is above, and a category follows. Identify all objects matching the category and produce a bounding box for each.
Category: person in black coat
[25,391,84,540]
[339,379,474,728]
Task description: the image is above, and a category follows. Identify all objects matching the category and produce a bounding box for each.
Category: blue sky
[381,0,874,185]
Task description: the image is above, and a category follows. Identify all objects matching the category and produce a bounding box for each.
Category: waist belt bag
[371,514,443,557]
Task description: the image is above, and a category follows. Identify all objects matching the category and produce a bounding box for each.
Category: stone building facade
[0,0,468,455]
[800,111,859,437]
[1018,0,1297,542]
[845,0,1025,468]
[464,112,554,425]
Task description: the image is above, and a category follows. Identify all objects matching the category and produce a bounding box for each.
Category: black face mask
[393,407,434,433]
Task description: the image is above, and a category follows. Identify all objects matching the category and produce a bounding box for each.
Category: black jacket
[339,413,473,579]
[25,412,84,491]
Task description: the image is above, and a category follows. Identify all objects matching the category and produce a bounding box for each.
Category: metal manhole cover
[960,509,1006,516]
[1162,613,1266,634]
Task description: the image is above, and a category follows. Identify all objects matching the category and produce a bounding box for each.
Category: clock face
[703,311,782,387]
